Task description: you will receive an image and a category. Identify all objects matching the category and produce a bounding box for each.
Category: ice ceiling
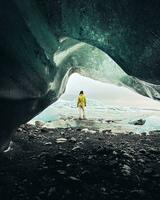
[1,0,160,145]
[54,37,160,100]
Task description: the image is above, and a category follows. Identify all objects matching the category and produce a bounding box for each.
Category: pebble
[81,170,90,177]
[66,163,72,167]
[121,164,131,176]
[100,187,106,192]
[37,152,50,158]
[88,155,94,160]
[56,160,63,163]
[96,147,106,154]
[106,130,112,133]
[48,130,54,134]
[144,168,153,174]
[141,132,147,136]
[39,191,45,195]
[35,121,44,127]
[69,176,80,181]
[81,128,96,134]
[3,141,14,153]
[88,130,96,134]
[133,119,146,125]
[72,146,81,151]
[130,189,146,197]
[35,196,41,200]
[81,128,89,133]
[112,151,118,155]
[149,147,159,154]
[70,137,77,142]
[109,160,118,166]
[48,187,55,197]
[41,127,48,132]
[122,152,133,159]
[128,131,134,135]
[57,170,66,175]
[139,149,147,154]
[44,142,52,145]
[138,158,145,163]
[28,134,35,139]
[17,128,23,132]
[152,173,160,178]
[56,138,67,143]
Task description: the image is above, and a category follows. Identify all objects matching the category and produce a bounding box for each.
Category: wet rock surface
[0,124,160,200]
[130,119,146,126]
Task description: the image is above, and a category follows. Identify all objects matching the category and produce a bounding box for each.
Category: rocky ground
[0,123,160,200]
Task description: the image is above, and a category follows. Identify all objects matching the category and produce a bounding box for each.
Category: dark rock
[144,168,153,175]
[41,127,48,132]
[81,170,91,179]
[138,159,145,164]
[70,137,77,143]
[121,164,131,176]
[148,148,159,154]
[28,134,35,140]
[149,130,160,135]
[38,152,50,158]
[141,132,147,136]
[57,170,66,175]
[56,138,67,143]
[139,149,147,154]
[109,160,118,166]
[88,155,94,160]
[17,128,23,132]
[48,187,55,197]
[44,142,52,145]
[1,122,160,200]
[130,189,146,198]
[128,131,134,135]
[35,196,41,200]
[56,159,63,163]
[130,119,146,125]
[35,121,44,127]
[69,176,80,181]
[100,187,106,193]
[112,151,118,156]
[72,146,81,151]
[122,152,133,160]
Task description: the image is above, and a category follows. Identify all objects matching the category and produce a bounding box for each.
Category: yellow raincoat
[77,94,86,109]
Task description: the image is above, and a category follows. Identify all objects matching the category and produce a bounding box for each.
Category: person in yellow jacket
[77,91,86,119]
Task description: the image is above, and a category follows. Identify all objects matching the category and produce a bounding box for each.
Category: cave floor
[0,124,160,200]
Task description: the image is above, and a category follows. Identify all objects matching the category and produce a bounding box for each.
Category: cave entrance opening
[30,72,160,132]
[29,37,160,132]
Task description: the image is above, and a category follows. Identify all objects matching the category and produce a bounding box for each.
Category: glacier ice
[1,0,160,144]
[136,116,160,134]
[54,37,160,100]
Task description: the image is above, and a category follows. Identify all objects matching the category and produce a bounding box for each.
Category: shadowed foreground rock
[0,124,160,200]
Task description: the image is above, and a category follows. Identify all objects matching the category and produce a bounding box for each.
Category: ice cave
[1,1,160,199]
[1,0,160,144]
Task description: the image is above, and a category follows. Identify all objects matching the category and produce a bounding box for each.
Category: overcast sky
[61,73,160,108]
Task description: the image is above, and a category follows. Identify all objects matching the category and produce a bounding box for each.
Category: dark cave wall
[33,0,160,83]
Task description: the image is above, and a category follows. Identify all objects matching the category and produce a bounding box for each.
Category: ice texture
[1,0,160,144]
